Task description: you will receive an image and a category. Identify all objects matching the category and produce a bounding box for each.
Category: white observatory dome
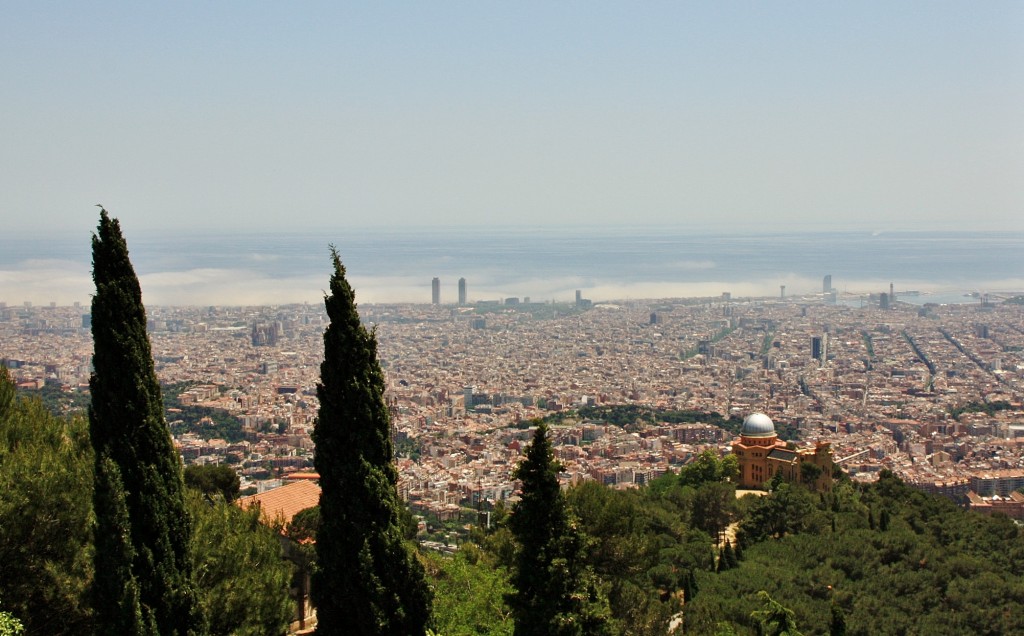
[741,413,776,438]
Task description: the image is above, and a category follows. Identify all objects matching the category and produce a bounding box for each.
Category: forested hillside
[432,463,1024,635]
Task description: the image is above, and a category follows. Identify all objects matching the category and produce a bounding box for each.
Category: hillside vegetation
[435,464,1024,635]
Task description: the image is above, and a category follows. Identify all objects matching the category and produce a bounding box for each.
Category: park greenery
[431,457,1024,635]
[544,404,739,429]
[947,399,1013,420]
[543,404,805,442]
[165,383,247,442]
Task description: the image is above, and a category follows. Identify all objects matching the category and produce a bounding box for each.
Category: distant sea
[2,227,1023,307]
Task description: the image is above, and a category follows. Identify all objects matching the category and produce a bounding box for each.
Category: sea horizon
[3,226,1023,307]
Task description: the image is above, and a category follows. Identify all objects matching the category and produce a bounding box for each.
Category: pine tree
[0,368,95,635]
[508,423,611,636]
[312,247,431,635]
[89,210,201,635]
[750,591,802,636]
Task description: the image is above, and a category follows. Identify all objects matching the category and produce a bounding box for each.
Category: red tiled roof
[236,480,321,527]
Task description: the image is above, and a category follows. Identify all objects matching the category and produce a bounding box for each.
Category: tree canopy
[184,464,241,502]
[187,493,292,636]
[0,368,94,635]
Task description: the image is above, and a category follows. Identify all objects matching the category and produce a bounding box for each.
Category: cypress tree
[717,540,738,572]
[91,457,145,634]
[724,540,738,569]
[89,210,201,635]
[508,423,611,636]
[829,603,847,636]
[686,570,699,602]
[312,247,431,635]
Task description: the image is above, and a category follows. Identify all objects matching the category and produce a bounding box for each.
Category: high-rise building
[431,277,440,305]
[823,275,832,293]
[880,292,890,310]
[458,278,467,305]
[812,334,828,364]
[575,289,582,305]
[780,285,786,299]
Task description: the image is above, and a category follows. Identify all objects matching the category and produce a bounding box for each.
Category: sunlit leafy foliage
[0,368,94,635]
[686,472,1024,635]
[422,547,514,636]
[187,493,292,636]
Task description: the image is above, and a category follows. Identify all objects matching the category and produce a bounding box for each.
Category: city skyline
[8,227,1024,307]
[2,3,1021,234]
[2,226,1023,306]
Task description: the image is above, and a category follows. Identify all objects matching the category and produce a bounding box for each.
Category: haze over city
[3,2,1022,237]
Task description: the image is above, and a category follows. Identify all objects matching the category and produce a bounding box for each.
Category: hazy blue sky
[3,2,1021,234]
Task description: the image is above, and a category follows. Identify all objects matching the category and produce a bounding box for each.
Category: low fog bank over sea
[3,227,1023,307]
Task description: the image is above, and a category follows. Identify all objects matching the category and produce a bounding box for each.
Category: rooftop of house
[236,479,321,527]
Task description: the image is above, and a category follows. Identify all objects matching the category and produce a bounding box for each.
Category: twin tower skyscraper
[432,277,467,305]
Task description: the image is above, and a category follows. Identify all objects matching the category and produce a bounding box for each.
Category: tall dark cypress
[312,247,431,635]
[89,210,201,636]
[508,423,611,636]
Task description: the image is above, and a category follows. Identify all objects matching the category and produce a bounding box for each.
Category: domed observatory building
[731,413,834,491]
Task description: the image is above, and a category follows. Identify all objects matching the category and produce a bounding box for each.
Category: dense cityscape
[5,282,1024,525]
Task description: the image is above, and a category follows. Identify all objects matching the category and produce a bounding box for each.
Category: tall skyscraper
[458,278,467,305]
[811,334,827,364]
[823,275,832,293]
[431,277,440,305]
